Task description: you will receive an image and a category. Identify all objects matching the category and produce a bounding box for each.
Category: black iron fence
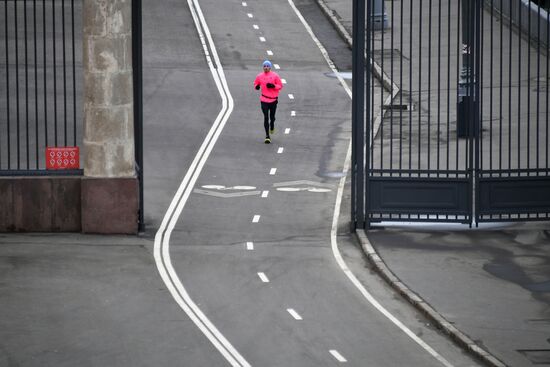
[0,0,82,174]
[352,0,550,227]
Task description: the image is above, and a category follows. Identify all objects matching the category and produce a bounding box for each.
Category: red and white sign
[45,147,80,170]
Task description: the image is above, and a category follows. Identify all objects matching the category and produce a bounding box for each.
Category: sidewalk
[316,0,550,366]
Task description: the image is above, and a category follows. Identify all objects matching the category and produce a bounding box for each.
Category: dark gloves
[266,83,275,89]
[255,84,260,90]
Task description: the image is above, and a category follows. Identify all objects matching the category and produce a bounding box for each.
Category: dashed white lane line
[277,147,284,154]
[253,24,259,29]
[274,63,281,69]
[247,13,253,18]
[242,1,247,6]
[287,309,303,320]
[329,350,347,363]
[288,94,294,99]
[259,36,266,42]
[252,215,261,223]
[257,272,270,283]
[291,110,296,116]
[281,78,287,84]
[269,168,277,175]
[267,50,273,56]
[261,190,269,198]
[246,242,254,250]
[284,128,290,134]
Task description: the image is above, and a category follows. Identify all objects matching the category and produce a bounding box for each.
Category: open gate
[351,0,550,227]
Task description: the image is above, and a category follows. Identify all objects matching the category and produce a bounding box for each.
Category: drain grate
[518,350,550,364]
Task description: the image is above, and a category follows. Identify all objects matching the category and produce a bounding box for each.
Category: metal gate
[351,0,550,227]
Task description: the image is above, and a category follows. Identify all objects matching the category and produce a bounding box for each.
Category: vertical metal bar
[437,0,441,174]
[536,4,549,172]
[517,0,521,169]
[380,0,385,172]
[371,3,375,172]
[62,0,67,146]
[527,0,531,170]
[24,0,29,169]
[479,0,483,173]
[499,0,503,172]
[409,0,413,173]
[132,0,145,231]
[418,0,422,171]
[34,0,38,168]
[508,0,513,169]
[428,0,432,173]
[456,0,460,173]
[547,0,549,171]
[71,0,76,146]
[4,0,9,169]
[390,0,394,171]
[399,0,403,173]
[43,0,48,148]
[474,0,481,224]
[490,0,494,171]
[446,0,451,172]
[53,0,58,146]
[15,1,21,169]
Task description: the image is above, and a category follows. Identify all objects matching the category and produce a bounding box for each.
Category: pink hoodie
[254,71,283,103]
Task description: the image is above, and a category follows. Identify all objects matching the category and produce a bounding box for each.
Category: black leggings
[261,101,278,136]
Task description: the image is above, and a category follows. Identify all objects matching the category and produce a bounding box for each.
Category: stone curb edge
[356,230,507,367]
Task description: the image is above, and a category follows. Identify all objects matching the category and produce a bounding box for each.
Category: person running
[253,60,283,144]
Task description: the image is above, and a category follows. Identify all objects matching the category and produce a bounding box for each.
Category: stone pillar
[83,0,134,176]
[82,0,138,234]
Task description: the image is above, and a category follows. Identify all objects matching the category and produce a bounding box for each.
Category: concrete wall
[489,0,549,47]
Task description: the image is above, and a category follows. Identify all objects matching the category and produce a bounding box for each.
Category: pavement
[316,0,550,366]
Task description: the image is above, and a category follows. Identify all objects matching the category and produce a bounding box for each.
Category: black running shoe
[264,137,271,144]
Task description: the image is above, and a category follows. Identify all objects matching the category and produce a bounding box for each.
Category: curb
[356,230,507,367]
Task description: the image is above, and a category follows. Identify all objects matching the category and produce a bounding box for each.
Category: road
[145,0,481,365]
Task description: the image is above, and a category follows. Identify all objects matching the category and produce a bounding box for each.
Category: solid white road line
[154,1,250,366]
[329,350,347,363]
[258,272,270,283]
[284,128,290,134]
[288,94,294,99]
[274,63,281,69]
[269,168,277,175]
[287,1,455,366]
[261,190,269,198]
[246,242,254,250]
[277,147,284,154]
[287,308,303,320]
[252,215,261,223]
[267,50,273,55]
[259,36,266,42]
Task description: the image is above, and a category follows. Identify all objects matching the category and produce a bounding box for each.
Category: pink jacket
[254,71,283,103]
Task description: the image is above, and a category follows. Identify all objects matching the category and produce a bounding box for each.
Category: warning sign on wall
[46,147,80,170]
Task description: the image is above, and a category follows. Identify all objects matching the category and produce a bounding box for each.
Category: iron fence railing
[0,0,82,175]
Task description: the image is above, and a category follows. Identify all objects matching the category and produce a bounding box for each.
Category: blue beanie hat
[262,60,273,68]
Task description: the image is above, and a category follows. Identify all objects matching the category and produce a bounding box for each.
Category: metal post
[132,0,144,232]
[352,0,365,229]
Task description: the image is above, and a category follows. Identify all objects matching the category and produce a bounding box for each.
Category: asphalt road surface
[144,0,482,366]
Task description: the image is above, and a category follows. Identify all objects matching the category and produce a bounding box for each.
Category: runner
[253,60,283,144]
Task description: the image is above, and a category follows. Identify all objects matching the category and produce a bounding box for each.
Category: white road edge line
[154,0,250,366]
[252,215,261,223]
[267,50,273,55]
[286,1,454,366]
[247,13,253,18]
[261,190,269,198]
[253,24,259,29]
[277,147,284,154]
[269,168,277,175]
[246,242,254,250]
[329,350,347,363]
[284,128,290,134]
